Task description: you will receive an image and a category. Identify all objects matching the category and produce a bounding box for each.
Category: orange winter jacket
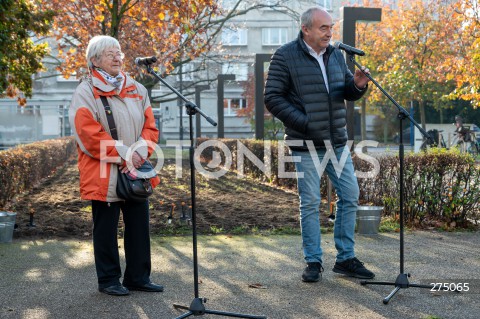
[69,69,160,202]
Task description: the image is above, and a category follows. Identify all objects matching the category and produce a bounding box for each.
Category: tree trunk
[419,100,427,130]
[111,0,120,38]
[383,118,388,144]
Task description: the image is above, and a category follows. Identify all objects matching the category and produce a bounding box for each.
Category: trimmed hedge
[197,138,297,189]
[196,138,480,228]
[357,147,480,228]
[0,137,76,207]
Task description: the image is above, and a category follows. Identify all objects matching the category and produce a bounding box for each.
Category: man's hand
[354,66,371,90]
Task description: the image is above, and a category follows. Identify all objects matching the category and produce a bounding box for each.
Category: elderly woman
[69,35,163,296]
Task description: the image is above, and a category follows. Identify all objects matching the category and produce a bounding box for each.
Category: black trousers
[92,200,152,289]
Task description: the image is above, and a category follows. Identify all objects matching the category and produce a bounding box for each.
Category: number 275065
[430,282,469,292]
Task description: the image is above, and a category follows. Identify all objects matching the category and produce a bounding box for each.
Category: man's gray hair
[86,35,121,68]
[301,6,328,29]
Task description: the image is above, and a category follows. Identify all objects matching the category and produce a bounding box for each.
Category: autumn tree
[43,0,292,99]
[237,73,283,139]
[357,0,460,130]
[45,0,220,80]
[447,0,480,108]
[0,0,54,101]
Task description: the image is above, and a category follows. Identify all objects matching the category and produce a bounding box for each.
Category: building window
[262,28,288,46]
[222,63,248,81]
[317,0,332,10]
[222,28,248,46]
[56,72,78,82]
[221,0,235,10]
[224,98,247,115]
[176,62,195,82]
[221,0,247,10]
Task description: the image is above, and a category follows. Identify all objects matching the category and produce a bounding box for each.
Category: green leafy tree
[0,0,54,102]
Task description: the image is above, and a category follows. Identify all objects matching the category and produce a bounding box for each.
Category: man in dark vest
[264,6,375,283]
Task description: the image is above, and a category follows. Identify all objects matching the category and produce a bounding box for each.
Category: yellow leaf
[158,12,165,20]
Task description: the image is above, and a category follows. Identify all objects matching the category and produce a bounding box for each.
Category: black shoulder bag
[100,96,156,202]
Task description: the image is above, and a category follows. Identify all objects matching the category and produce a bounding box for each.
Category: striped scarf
[95,68,124,88]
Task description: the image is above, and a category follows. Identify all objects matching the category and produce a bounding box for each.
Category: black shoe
[124,282,164,292]
[302,262,323,282]
[332,257,375,279]
[99,284,130,296]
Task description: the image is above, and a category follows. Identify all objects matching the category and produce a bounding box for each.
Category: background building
[157,0,341,141]
[1,0,382,148]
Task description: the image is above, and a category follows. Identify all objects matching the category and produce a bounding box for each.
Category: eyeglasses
[103,51,125,60]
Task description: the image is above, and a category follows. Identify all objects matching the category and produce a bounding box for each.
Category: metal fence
[0,102,71,150]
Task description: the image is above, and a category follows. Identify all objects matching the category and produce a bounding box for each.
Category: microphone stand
[347,54,434,304]
[144,64,267,319]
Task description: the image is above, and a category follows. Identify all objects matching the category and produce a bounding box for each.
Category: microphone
[333,42,365,56]
[135,56,157,66]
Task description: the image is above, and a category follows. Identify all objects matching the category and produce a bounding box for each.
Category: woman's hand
[120,151,145,174]
[131,151,145,168]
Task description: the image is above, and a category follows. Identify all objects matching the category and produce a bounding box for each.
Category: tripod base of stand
[361,273,433,304]
[173,298,267,319]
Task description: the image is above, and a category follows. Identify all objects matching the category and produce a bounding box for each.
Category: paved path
[1,232,479,319]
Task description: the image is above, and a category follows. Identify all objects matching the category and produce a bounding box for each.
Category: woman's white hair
[86,35,121,68]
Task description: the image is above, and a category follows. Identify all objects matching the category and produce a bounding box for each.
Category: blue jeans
[292,146,359,264]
